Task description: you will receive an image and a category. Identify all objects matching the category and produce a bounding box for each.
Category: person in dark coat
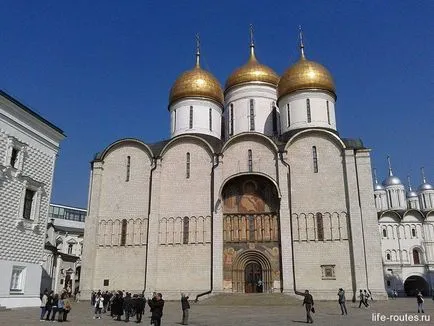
[295,290,314,324]
[135,294,146,323]
[112,291,124,321]
[123,292,133,322]
[148,293,164,326]
[181,293,190,325]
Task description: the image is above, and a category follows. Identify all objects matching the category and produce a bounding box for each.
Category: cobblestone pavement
[0,298,432,326]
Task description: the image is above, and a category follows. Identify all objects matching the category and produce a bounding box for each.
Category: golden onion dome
[277,32,335,100]
[169,44,223,107]
[225,45,279,92]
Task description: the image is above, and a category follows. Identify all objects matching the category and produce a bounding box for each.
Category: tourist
[181,293,190,325]
[364,290,371,305]
[40,289,48,321]
[91,291,96,306]
[358,290,368,308]
[148,293,165,326]
[94,293,103,319]
[57,293,65,322]
[337,288,347,315]
[75,290,81,302]
[368,289,374,301]
[416,291,424,313]
[112,291,124,321]
[135,294,146,323]
[51,294,59,321]
[295,289,314,324]
[63,293,72,321]
[123,292,133,322]
[44,291,54,320]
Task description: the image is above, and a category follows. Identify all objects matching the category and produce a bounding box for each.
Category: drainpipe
[195,154,220,302]
[142,158,157,295]
[279,152,297,293]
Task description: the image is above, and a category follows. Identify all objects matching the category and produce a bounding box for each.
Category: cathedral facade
[81,33,387,300]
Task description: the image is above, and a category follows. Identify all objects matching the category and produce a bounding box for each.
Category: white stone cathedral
[81,31,388,300]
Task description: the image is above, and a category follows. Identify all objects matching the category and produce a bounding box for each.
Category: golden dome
[225,46,279,92]
[278,54,335,99]
[169,51,224,107]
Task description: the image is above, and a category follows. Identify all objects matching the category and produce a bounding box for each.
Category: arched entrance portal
[404,275,429,296]
[222,175,281,293]
[245,262,262,293]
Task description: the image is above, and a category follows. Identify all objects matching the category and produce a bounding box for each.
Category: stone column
[54,255,61,294]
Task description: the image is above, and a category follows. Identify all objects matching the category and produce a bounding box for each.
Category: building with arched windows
[375,165,434,297]
[81,30,388,300]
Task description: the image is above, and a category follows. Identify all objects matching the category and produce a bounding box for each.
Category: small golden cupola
[169,36,224,107]
[277,29,335,100]
[225,25,279,92]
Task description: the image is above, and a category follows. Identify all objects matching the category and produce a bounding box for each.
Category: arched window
[272,103,278,135]
[189,106,193,129]
[411,228,416,238]
[186,153,190,179]
[183,217,189,244]
[386,253,391,261]
[312,146,318,173]
[413,249,420,264]
[248,149,253,172]
[382,228,387,238]
[126,156,131,182]
[306,99,311,123]
[386,280,391,287]
[120,219,127,246]
[249,99,255,131]
[316,212,324,240]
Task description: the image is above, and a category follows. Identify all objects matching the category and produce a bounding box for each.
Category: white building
[375,162,434,297]
[0,90,64,308]
[41,203,86,296]
[81,31,388,301]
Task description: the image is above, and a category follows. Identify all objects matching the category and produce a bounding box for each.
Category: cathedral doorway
[244,262,262,293]
[221,174,281,293]
[404,275,429,296]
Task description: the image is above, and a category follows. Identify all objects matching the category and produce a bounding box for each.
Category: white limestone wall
[170,99,222,139]
[374,190,388,212]
[221,134,277,181]
[224,84,278,138]
[81,142,152,297]
[285,132,351,298]
[0,97,63,307]
[278,91,336,133]
[152,138,213,298]
[419,190,434,210]
[385,185,406,210]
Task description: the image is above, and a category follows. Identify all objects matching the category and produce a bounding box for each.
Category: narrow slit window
[287,103,290,127]
[230,104,234,136]
[316,212,324,240]
[189,106,193,129]
[272,103,278,135]
[248,149,253,172]
[306,99,311,123]
[312,146,318,173]
[126,156,131,182]
[23,189,35,220]
[183,217,189,244]
[120,219,127,246]
[209,108,212,131]
[326,101,331,125]
[249,99,255,131]
[186,152,190,179]
[382,228,387,238]
[10,148,19,168]
[174,110,177,132]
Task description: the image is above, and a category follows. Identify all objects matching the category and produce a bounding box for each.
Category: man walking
[416,291,424,313]
[296,290,314,324]
[337,288,347,315]
[358,290,368,308]
[135,294,146,323]
[181,293,190,325]
[148,293,165,326]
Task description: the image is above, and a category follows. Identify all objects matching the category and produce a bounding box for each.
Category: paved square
[0,298,432,325]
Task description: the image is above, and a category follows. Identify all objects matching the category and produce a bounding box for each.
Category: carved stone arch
[299,213,307,241]
[197,216,205,243]
[385,249,391,261]
[323,212,333,240]
[231,250,273,293]
[167,217,175,244]
[113,219,121,246]
[204,215,211,243]
[306,212,315,241]
[159,217,168,245]
[126,218,134,246]
[391,249,397,261]
[133,218,142,246]
[402,249,408,262]
[339,211,348,240]
[98,220,106,246]
[105,220,113,246]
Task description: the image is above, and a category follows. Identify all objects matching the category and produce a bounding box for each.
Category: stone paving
[0,297,433,326]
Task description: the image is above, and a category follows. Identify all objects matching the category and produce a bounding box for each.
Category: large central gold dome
[169,50,223,107]
[225,46,279,92]
[278,53,335,100]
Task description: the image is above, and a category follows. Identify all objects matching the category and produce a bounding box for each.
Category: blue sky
[1,1,433,208]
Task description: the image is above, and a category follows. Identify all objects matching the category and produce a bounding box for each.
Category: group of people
[91,290,186,325]
[39,289,72,322]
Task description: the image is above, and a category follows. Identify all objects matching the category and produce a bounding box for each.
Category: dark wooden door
[245,262,262,293]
